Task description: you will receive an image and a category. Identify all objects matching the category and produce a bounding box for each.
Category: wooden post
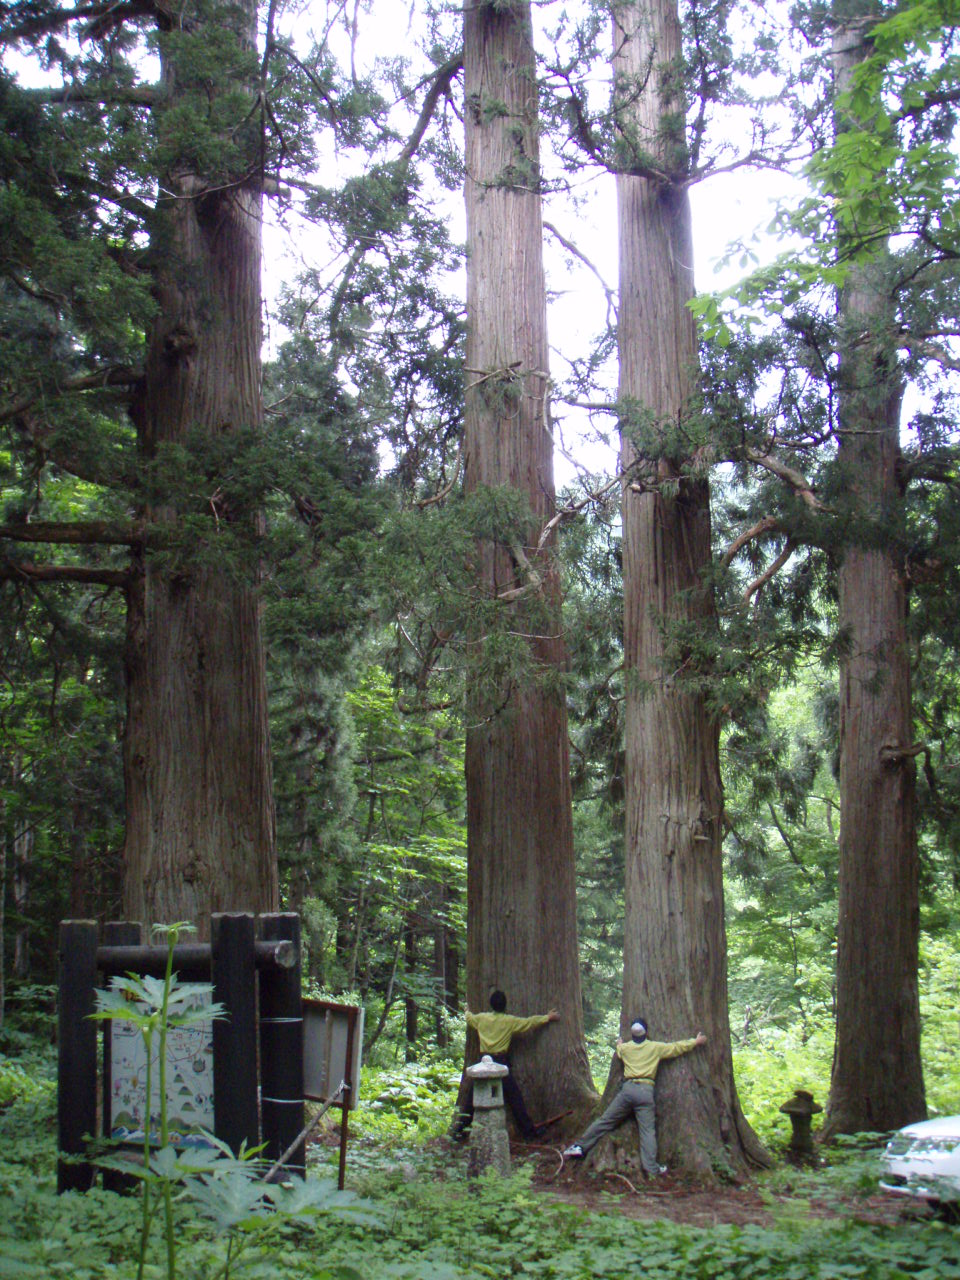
[57,920,99,1192]
[338,1006,357,1191]
[211,913,258,1155]
[102,921,142,1194]
[259,913,304,1178]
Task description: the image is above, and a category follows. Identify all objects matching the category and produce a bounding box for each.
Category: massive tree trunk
[462,0,595,1131]
[612,0,766,1177]
[123,0,277,932]
[826,11,925,1135]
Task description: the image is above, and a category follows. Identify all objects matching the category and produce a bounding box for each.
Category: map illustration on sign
[108,985,215,1146]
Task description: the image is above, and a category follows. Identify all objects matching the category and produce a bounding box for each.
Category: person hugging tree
[456,989,559,1140]
[563,1016,706,1174]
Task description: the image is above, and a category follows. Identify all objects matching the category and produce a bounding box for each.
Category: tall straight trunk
[123,0,277,932]
[826,12,925,1134]
[7,753,31,979]
[432,885,458,1047]
[613,0,766,1177]
[68,801,92,918]
[12,816,31,977]
[462,0,594,1129]
[404,917,418,1060]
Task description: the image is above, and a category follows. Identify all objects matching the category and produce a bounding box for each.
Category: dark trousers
[577,1080,658,1172]
[460,1052,539,1139]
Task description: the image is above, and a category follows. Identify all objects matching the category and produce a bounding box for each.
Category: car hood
[891,1116,960,1141]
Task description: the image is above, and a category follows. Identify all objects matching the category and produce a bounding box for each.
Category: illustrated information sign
[108,986,215,1145]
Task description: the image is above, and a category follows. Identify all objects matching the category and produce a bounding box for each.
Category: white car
[880,1115,960,1204]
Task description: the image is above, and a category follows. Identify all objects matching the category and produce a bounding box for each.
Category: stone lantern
[779,1088,822,1161]
[465,1055,511,1177]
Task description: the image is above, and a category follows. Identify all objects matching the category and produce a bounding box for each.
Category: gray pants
[577,1080,658,1172]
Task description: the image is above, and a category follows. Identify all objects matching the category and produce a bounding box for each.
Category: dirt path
[519,1142,921,1229]
[323,1126,933,1229]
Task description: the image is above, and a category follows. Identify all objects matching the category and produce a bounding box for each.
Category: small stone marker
[779,1088,822,1160]
[466,1055,511,1177]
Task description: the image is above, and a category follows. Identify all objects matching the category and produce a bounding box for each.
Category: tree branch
[0,560,130,587]
[0,366,141,425]
[1,0,157,43]
[900,456,960,486]
[0,520,142,547]
[495,472,623,604]
[742,540,795,602]
[414,439,463,509]
[905,339,960,373]
[766,800,812,880]
[879,740,927,766]
[720,515,784,568]
[20,84,160,107]
[544,220,617,328]
[743,447,823,510]
[326,54,463,336]
[893,83,960,127]
[397,53,463,167]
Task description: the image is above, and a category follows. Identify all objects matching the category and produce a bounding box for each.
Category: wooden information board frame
[57,914,303,1192]
[302,999,364,1189]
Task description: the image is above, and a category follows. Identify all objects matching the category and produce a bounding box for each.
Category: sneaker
[563,1144,584,1159]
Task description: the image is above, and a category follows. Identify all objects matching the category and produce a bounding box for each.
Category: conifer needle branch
[1,0,154,44]
[720,515,783,568]
[901,456,960,486]
[415,440,463,509]
[907,340,960,374]
[0,520,141,546]
[397,53,463,166]
[0,560,130,587]
[0,367,141,425]
[20,84,160,106]
[326,54,463,333]
[742,540,794,603]
[742,447,823,510]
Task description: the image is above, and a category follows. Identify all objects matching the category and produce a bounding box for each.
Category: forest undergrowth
[1,982,958,1280]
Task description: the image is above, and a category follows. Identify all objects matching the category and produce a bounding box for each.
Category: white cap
[631,1020,646,1035]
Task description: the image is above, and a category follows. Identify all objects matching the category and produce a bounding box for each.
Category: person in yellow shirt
[563,1016,706,1174]
[458,989,559,1140]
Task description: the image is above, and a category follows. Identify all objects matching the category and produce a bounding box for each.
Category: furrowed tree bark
[610,0,766,1177]
[825,9,925,1135]
[123,0,277,932]
[461,0,595,1132]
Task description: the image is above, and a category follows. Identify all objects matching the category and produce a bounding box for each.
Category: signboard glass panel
[108,986,214,1145]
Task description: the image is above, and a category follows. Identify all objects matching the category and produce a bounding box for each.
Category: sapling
[92,921,223,1280]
